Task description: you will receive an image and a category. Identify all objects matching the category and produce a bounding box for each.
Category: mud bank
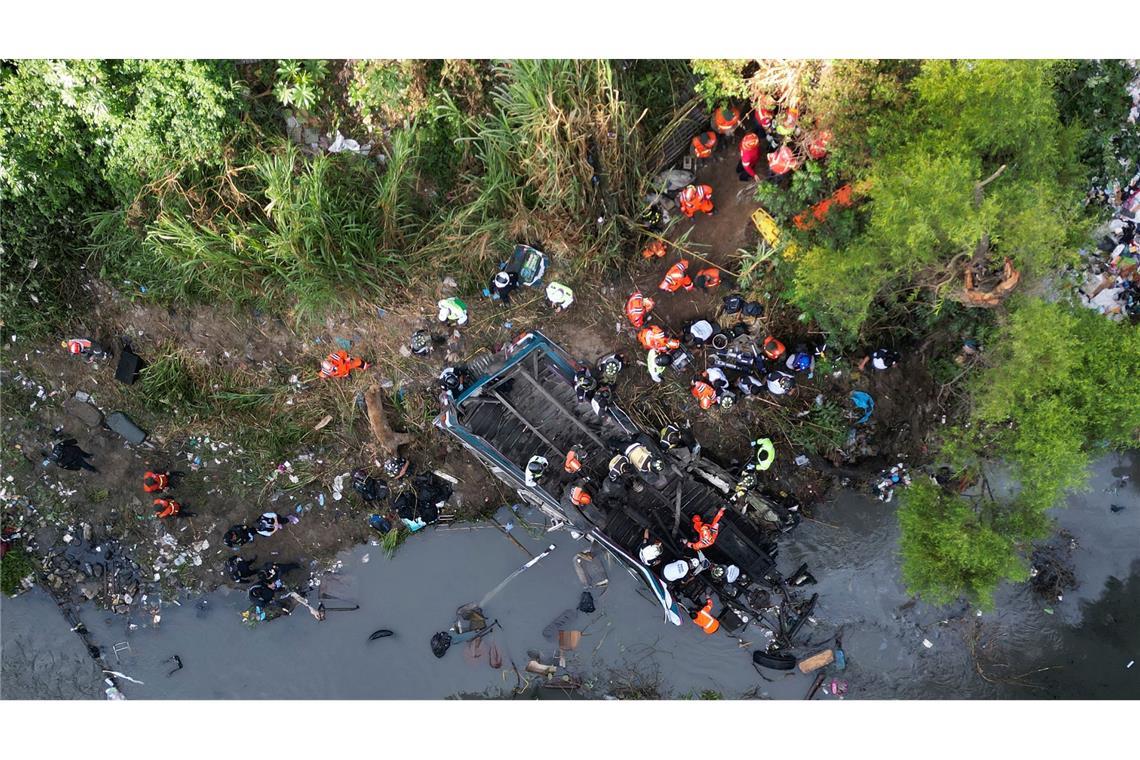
[3,453,1137,699]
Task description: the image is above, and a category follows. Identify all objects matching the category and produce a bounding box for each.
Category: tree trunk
[364,384,414,459]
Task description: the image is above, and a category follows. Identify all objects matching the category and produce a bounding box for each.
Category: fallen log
[961,258,1020,308]
[364,384,414,459]
[797,648,835,674]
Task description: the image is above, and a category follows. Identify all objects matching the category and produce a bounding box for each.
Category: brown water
[3,452,1137,699]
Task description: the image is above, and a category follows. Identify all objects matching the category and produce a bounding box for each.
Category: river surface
[3,452,1137,699]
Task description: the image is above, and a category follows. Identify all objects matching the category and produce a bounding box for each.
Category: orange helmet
[742,133,759,151]
[570,486,592,507]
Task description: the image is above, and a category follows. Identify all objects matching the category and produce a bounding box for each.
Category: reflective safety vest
[713,106,741,135]
[659,260,693,293]
[153,498,181,519]
[564,449,583,474]
[625,291,655,328]
[143,471,169,493]
[678,185,714,218]
[639,326,680,352]
[687,507,725,550]
[691,131,717,159]
[320,350,364,379]
[752,438,776,471]
[691,380,717,410]
[546,282,574,310]
[694,268,720,289]
[641,240,667,260]
[776,106,800,137]
[570,485,592,507]
[647,350,667,383]
[624,443,653,472]
[693,599,720,635]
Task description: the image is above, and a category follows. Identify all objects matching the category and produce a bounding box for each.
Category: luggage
[115,347,144,385]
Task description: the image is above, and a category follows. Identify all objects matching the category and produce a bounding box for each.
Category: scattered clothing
[61,338,111,362]
[320,350,367,379]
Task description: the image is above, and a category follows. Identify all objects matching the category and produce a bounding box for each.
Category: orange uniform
[319,350,367,379]
[569,485,592,507]
[641,240,667,259]
[694,268,720,290]
[713,106,741,136]
[625,291,656,328]
[686,507,725,550]
[659,259,693,293]
[638,326,680,353]
[153,498,181,519]
[692,598,720,635]
[691,379,717,410]
[691,131,717,159]
[564,449,583,474]
[678,184,714,218]
[142,471,169,493]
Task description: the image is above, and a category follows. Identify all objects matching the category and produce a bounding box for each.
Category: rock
[78,582,100,601]
[82,523,93,543]
[65,397,104,428]
[113,604,131,615]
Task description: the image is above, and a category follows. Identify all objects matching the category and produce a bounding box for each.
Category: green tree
[898,480,1025,608]
[786,60,1087,344]
[1053,59,1140,194]
[690,59,751,109]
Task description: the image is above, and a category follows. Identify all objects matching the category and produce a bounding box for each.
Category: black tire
[752,650,797,670]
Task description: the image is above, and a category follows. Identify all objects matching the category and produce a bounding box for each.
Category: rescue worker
[646,349,669,383]
[738,132,763,180]
[625,291,655,328]
[786,346,815,376]
[690,598,721,635]
[596,353,624,385]
[677,184,714,218]
[256,511,298,537]
[766,369,796,397]
[752,94,778,132]
[224,524,255,549]
[438,365,473,395]
[663,559,689,583]
[776,105,800,140]
[717,391,736,410]
[762,336,786,362]
[49,438,97,472]
[61,338,111,363]
[574,365,597,403]
[638,325,680,352]
[624,440,663,475]
[607,453,631,482]
[490,270,520,304]
[641,240,667,260]
[638,529,664,567]
[525,455,549,487]
[732,470,758,501]
[319,350,368,379]
[259,561,300,588]
[659,258,693,293]
[153,498,181,519]
[691,130,717,160]
[568,482,592,508]
[437,297,469,327]
[564,445,586,475]
[225,555,259,583]
[142,470,170,493]
[685,506,726,551]
[859,348,901,372]
[248,582,276,608]
[546,281,575,312]
[705,367,730,393]
[590,384,613,417]
[691,376,717,410]
[712,105,742,139]
[750,437,776,472]
[693,267,721,290]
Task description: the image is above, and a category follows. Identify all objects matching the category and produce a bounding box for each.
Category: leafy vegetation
[1,545,37,596]
[1053,59,1140,195]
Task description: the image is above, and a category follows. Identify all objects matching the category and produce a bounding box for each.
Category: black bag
[115,347,144,385]
[578,591,596,614]
[742,301,764,318]
[430,631,452,658]
[723,294,745,314]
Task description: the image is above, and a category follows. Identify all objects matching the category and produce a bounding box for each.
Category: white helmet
[663,560,689,582]
[494,271,511,289]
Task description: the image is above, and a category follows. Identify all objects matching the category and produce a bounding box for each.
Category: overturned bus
[435,331,813,640]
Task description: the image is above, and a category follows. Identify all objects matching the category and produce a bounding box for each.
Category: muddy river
[3,453,1137,699]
